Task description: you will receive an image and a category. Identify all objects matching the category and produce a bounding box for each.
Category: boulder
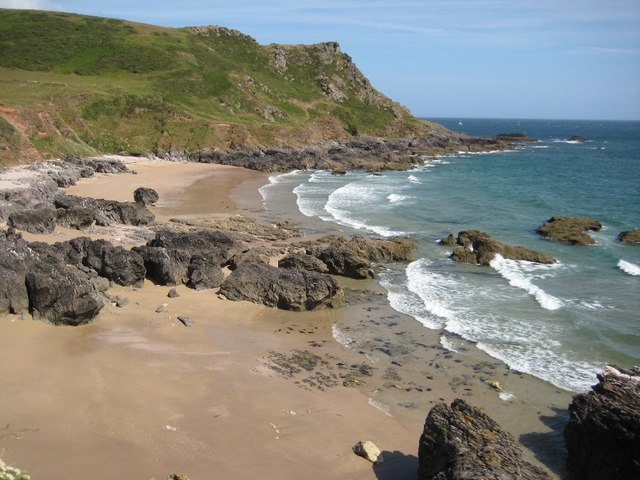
[438,233,456,246]
[617,229,640,244]
[55,206,95,230]
[25,259,106,326]
[84,239,146,287]
[219,263,342,311]
[0,231,31,314]
[564,365,640,480]
[450,230,555,266]
[314,245,373,279]
[278,253,329,273]
[8,208,57,233]
[536,216,602,245]
[418,398,551,480]
[187,254,224,290]
[134,187,159,206]
[54,193,155,228]
[225,246,274,270]
[133,245,186,286]
[347,235,417,262]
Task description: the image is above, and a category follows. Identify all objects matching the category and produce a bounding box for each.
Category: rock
[418,398,551,480]
[346,235,417,262]
[219,263,342,311]
[278,253,329,273]
[156,304,167,313]
[225,246,274,270]
[167,288,180,298]
[8,208,57,233]
[495,132,538,142]
[112,296,129,307]
[54,193,155,228]
[133,246,183,286]
[84,239,146,287]
[450,230,555,266]
[536,216,602,245]
[55,205,95,230]
[618,229,640,244]
[352,440,383,464]
[167,474,189,480]
[314,245,373,279]
[177,316,194,327]
[25,260,106,326]
[186,254,224,290]
[134,187,159,206]
[438,233,456,246]
[568,135,588,142]
[0,231,31,314]
[564,365,640,480]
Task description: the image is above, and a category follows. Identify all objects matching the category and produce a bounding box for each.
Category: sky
[2,0,639,120]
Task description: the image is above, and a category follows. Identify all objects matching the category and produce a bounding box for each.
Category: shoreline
[0,157,570,478]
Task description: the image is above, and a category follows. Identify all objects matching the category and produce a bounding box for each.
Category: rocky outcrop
[495,132,538,142]
[618,229,640,244]
[448,230,556,266]
[278,253,329,273]
[83,239,146,287]
[219,263,342,311]
[536,216,602,245]
[568,135,588,142]
[418,398,551,480]
[315,244,374,279]
[134,230,238,287]
[54,193,155,228]
[564,365,640,480]
[225,246,276,270]
[134,187,159,206]
[8,208,57,233]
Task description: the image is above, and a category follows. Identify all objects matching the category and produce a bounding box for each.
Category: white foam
[258,170,301,201]
[618,259,640,276]
[407,174,421,184]
[332,324,354,348]
[387,193,411,204]
[368,397,392,416]
[440,335,459,353]
[489,254,563,311]
[499,391,516,401]
[406,259,458,320]
[552,139,581,144]
[531,145,549,149]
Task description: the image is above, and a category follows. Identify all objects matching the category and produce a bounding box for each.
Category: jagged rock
[0,231,31,314]
[418,398,551,480]
[187,254,224,290]
[84,239,146,287]
[536,216,602,245]
[346,235,417,262]
[618,229,640,244]
[450,230,556,266]
[564,365,640,480]
[225,246,274,270]
[278,253,329,273]
[133,246,183,285]
[352,440,383,464]
[54,193,155,228]
[438,233,456,246]
[25,259,106,326]
[55,206,96,230]
[314,244,373,279]
[134,187,159,206]
[219,263,342,311]
[8,208,57,233]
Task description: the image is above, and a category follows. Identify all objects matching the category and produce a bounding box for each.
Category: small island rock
[536,216,602,245]
[617,229,640,244]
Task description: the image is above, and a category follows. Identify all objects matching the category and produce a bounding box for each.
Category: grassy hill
[0,9,429,165]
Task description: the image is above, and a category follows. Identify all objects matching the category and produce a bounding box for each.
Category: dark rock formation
[315,244,374,279]
[536,216,602,245]
[278,253,329,273]
[449,230,556,266]
[83,239,146,287]
[225,246,275,270]
[418,398,551,480]
[564,365,640,480]
[346,235,417,262]
[219,263,342,311]
[8,208,57,233]
[54,193,155,228]
[134,187,159,206]
[438,233,456,246]
[0,230,31,314]
[618,229,640,244]
[568,135,588,142]
[186,254,225,290]
[134,230,238,287]
[495,132,538,142]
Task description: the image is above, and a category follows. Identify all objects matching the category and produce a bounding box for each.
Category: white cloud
[0,0,59,9]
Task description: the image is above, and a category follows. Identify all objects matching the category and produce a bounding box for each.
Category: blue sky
[2,0,639,120]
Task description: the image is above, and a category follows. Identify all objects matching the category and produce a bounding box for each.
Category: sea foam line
[618,259,640,276]
[489,254,563,311]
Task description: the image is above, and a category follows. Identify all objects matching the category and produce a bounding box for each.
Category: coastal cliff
[0,9,495,165]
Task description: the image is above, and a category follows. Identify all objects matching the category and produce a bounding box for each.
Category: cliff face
[0,9,429,164]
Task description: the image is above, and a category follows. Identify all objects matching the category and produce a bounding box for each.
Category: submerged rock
[564,365,640,480]
[418,398,551,480]
[449,230,555,265]
[219,263,342,311]
[536,216,602,245]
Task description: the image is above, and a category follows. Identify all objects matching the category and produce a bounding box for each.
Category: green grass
[0,8,426,162]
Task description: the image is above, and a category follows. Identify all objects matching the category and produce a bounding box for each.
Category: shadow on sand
[373,450,419,480]
[519,407,570,478]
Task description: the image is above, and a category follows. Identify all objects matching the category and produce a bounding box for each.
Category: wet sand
[0,158,571,479]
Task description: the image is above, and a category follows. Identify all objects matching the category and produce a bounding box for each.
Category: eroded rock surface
[618,229,640,244]
[536,216,602,245]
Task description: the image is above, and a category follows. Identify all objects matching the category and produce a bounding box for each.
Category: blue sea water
[259,118,640,392]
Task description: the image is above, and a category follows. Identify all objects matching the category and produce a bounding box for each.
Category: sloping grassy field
[0,9,427,164]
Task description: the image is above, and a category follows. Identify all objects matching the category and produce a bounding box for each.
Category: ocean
[258,118,640,394]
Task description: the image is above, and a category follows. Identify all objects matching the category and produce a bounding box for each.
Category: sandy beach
[0,158,570,479]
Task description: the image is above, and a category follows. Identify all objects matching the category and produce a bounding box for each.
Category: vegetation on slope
[0,9,428,164]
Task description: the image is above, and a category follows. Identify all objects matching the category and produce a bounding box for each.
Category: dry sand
[0,159,424,480]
